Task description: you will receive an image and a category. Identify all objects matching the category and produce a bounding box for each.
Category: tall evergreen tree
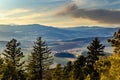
[108,29,120,54]
[2,39,25,80]
[27,37,53,80]
[86,37,105,66]
[86,37,105,80]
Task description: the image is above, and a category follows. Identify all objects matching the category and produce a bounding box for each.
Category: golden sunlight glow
[0,8,119,27]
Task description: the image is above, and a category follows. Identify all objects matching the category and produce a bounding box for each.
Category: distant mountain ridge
[64,36,112,42]
[0,24,118,55]
[0,24,118,42]
[0,24,117,65]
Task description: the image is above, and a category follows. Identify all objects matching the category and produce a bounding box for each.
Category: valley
[0,24,118,65]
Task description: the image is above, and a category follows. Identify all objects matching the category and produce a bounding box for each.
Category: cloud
[0,9,31,19]
[71,0,109,9]
[0,8,62,26]
[56,4,120,24]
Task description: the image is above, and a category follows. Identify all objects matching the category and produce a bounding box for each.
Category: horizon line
[0,23,119,28]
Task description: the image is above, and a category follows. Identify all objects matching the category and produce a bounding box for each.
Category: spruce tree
[86,37,105,80]
[2,39,25,80]
[108,29,120,54]
[86,37,105,66]
[27,37,53,80]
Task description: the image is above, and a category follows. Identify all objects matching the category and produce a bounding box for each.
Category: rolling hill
[0,24,118,65]
[0,24,118,52]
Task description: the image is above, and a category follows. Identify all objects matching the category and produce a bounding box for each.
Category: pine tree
[2,39,25,80]
[108,29,120,54]
[86,37,105,80]
[27,37,53,80]
[92,29,120,80]
[86,37,105,66]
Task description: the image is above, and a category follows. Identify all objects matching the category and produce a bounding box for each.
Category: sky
[0,0,120,27]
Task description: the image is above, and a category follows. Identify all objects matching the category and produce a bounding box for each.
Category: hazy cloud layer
[57,4,120,24]
[71,0,120,9]
[1,0,120,27]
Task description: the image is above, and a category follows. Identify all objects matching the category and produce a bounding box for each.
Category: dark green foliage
[43,69,53,80]
[3,39,24,67]
[62,61,73,80]
[94,57,111,80]
[86,37,105,80]
[89,70,100,80]
[108,29,120,54]
[0,30,119,80]
[17,70,27,80]
[0,55,4,67]
[1,62,17,80]
[0,55,5,79]
[71,55,86,80]
[2,39,25,80]
[52,64,63,80]
[27,37,53,80]
[87,37,105,64]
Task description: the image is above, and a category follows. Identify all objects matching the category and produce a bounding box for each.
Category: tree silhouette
[27,37,53,80]
[2,39,25,80]
[86,37,105,80]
